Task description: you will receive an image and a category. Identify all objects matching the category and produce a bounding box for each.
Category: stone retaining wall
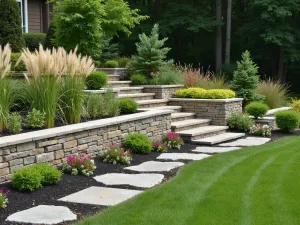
[0,110,172,183]
[255,117,277,130]
[143,85,184,99]
[169,98,243,125]
[96,68,127,77]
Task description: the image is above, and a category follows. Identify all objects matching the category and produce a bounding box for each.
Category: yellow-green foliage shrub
[290,99,300,112]
[175,88,235,99]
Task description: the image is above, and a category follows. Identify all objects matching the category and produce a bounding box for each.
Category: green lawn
[76,136,300,225]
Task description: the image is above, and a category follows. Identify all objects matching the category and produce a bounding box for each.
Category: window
[16,0,28,33]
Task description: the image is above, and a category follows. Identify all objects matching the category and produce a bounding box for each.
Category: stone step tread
[108,81,132,84]
[171,112,196,119]
[176,126,229,137]
[138,106,182,112]
[115,87,144,91]
[192,132,246,145]
[137,99,169,105]
[118,93,155,98]
[171,119,211,129]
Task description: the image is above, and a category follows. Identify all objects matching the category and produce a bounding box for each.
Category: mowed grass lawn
[76,136,300,225]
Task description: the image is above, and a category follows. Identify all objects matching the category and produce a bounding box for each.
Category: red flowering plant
[162,132,184,149]
[62,153,96,176]
[0,189,10,209]
[149,71,161,85]
[152,140,168,152]
[103,144,132,165]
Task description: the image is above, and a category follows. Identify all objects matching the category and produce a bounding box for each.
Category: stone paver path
[94,173,164,188]
[58,186,142,206]
[6,205,77,224]
[192,146,240,154]
[219,137,271,147]
[157,153,211,161]
[124,161,184,172]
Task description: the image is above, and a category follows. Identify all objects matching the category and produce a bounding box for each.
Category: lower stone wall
[169,98,243,125]
[255,117,277,130]
[143,85,184,99]
[0,110,172,183]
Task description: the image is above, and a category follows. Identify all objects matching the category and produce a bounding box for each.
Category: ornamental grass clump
[0,189,10,209]
[162,132,183,149]
[62,153,96,176]
[250,124,272,137]
[103,144,132,165]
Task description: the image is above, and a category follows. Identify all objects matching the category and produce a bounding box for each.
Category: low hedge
[23,33,46,51]
[175,88,236,99]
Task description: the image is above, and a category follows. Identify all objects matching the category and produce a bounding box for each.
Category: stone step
[118,93,155,101]
[137,99,169,108]
[108,81,131,88]
[108,75,120,81]
[138,106,182,113]
[176,126,229,142]
[171,119,211,132]
[192,132,246,145]
[116,87,144,94]
[171,112,196,122]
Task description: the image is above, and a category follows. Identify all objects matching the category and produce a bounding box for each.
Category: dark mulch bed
[1,130,299,225]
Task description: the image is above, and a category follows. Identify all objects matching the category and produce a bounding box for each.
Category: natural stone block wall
[143,85,184,99]
[96,68,127,77]
[255,117,277,130]
[169,98,243,125]
[0,110,172,183]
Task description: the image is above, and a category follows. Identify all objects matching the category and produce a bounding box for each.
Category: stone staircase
[104,73,245,146]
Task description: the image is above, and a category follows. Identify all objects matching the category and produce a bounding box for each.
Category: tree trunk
[154,0,161,22]
[277,46,285,82]
[225,0,232,65]
[215,0,223,72]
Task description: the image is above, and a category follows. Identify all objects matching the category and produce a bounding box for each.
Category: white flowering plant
[250,124,272,137]
[103,144,132,165]
[62,153,96,176]
[0,189,9,209]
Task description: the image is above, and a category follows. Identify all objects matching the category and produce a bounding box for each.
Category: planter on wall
[142,85,184,99]
[169,98,243,126]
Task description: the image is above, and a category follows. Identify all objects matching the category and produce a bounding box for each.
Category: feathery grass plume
[256,79,289,109]
[0,44,11,79]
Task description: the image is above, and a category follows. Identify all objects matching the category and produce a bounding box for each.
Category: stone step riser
[108,75,120,81]
[138,103,169,109]
[119,89,144,94]
[119,95,155,101]
[180,130,227,142]
[172,122,211,132]
[171,115,196,122]
[108,83,131,88]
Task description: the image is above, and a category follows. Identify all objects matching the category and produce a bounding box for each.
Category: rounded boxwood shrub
[275,110,299,132]
[119,98,138,114]
[23,33,46,51]
[12,167,43,192]
[245,101,269,119]
[32,164,62,185]
[227,112,254,132]
[105,60,119,68]
[85,71,108,90]
[124,133,152,154]
[131,74,147,85]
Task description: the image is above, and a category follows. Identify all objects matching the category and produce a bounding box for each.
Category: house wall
[27,0,51,33]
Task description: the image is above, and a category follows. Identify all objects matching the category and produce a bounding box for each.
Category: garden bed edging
[0,110,172,183]
[169,98,243,125]
[142,85,184,99]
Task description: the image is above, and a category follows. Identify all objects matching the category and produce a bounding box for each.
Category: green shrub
[26,108,46,128]
[44,21,57,49]
[290,99,300,112]
[7,112,22,134]
[105,60,119,68]
[158,70,182,85]
[85,72,108,90]
[32,164,62,185]
[131,74,148,85]
[275,110,299,132]
[245,102,269,119]
[85,94,102,119]
[100,35,119,62]
[197,75,228,90]
[94,61,101,67]
[230,51,260,104]
[115,57,131,67]
[23,33,46,51]
[11,53,26,71]
[124,133,152,154]
[227,113,254,132]
[119,98,138,114]
[12,167,43,192]
[175,88,236,99]
[0,0,25,52]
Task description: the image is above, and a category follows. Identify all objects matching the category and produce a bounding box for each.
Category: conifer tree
[230,50,260,103]
[130,24,172,75]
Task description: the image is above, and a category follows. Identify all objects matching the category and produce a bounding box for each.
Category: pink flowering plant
[152,140,168,152]
[62,153,96,176]
[250,124,271,137]
[103,144,132,165]
[162,132,184,149]
[0,189,9,209]
[150,71,161,85]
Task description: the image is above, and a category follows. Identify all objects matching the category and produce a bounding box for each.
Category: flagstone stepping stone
[157,153,211,161]
[94,173,164,188]
[219,137,271,147]
[59,186,142,206]
[6,205,77,224]
[124,161,184,172]
[192,146,241,154]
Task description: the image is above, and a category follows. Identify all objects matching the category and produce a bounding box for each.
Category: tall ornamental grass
[256,79,289,109]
